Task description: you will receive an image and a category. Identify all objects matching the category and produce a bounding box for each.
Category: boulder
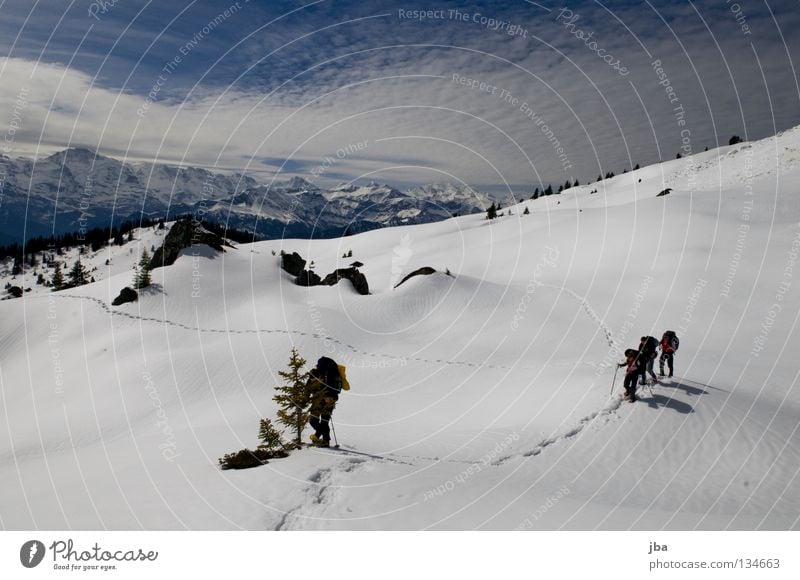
[150,219,228,270]
[112,286,138,306]
[321,267,369,295]
[296,269,321,287]
[281,252,306,276]
[394,267,437,289]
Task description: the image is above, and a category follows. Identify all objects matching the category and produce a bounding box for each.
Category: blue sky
[1,0,798,191]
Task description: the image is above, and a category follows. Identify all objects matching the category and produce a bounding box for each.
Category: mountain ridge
[0,148,492,244]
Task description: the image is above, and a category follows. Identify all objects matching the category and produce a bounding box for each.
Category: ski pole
[330,416,339,448]
[610,364,619,396]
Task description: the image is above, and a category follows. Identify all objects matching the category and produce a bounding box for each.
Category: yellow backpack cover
[338,364,350,391]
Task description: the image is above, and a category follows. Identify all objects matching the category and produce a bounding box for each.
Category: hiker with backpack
[618,348,646,402]
[659,331,679,378]
[638,335,659,385]
[305,356,350,447]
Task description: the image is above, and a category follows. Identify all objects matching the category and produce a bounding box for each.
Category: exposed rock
[394,267,437,289]
[7,285,23,298]
[656,188,673,197]
[321,267,370,295]
[281,252,369,294]
[281,252,306,276]
[296,269,321,287]
[112,286,138,306]
[150,219,229,270]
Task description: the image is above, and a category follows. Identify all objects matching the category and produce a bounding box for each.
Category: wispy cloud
[0,0,798,190]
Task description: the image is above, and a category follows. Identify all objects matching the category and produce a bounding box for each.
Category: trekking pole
[610,365,619,396]
[330,417,339,449]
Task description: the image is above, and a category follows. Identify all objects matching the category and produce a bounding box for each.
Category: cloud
[0,0,798,191]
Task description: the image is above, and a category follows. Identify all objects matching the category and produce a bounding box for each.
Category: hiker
[659,331,680,378]
[638,336,659,385]
[306,356,349,447]
[618,348,646,402]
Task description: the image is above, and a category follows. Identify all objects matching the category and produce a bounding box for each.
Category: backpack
[317,357,342,393]
[641,336,659,357]
[663,331,680,352]
[337,364,350,391]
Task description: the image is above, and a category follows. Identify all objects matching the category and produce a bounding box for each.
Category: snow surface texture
[1,129,799,530]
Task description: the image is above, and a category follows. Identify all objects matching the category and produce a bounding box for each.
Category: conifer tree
[51,263,64,291]
[135,249,152,288]
[68,258,88,287]
[523,206,530,215]
[486,203,497,220]
[273,348,310,447]
[257,418,285,453]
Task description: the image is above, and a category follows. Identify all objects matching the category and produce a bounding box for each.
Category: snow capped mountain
[0,150,492,244]
[2,127,799,530]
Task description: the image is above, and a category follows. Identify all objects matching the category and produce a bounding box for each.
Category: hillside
[0,128,798,530]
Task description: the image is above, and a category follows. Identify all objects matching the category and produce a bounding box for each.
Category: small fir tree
[135,249,152,288]
[272,348,310,446]
[257,418,285,453]
[51,263,64,291]
[68,259,89,287]
[486,203,497,220]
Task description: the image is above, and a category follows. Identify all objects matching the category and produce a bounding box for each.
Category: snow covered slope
[1,128,799,530]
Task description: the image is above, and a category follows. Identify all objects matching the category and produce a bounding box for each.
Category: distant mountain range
[0,148,492,244]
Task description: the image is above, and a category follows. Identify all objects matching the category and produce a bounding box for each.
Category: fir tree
[135,249,152,288]
[257,418,285,454]
[51,263,64,291]
[523,206,530,215]
[486,203,497,220]
[68,259,89,288]
[272,348,310,447]
[634,163,640,170]
[544,185,553,196]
